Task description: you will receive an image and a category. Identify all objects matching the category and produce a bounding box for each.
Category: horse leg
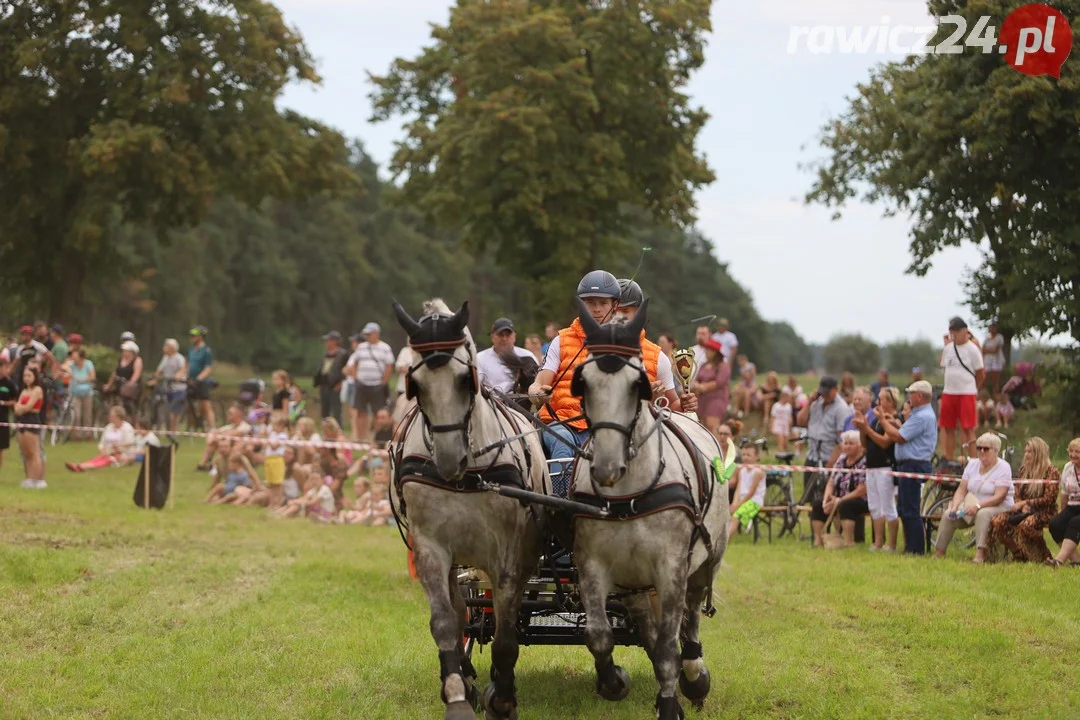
[480,571,526,720]
[579,558,630,701]
[651,564,688,720]
[678,583,712,709]
[448,569,479,708]
[414,540,476,720]
[624,593,659,660]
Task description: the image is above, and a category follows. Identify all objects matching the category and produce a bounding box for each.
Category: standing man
[939,316,984,459]
[314,330,348,427]
[711,318,738,369]
[476,318,538,393]
[33,321,53,351]
[879,379,938,554]
[346,322,395,442]
[869,370,891,408]
[341,332,361,422]
[49,326,69,365]
[540,322,559,359]
[796,376,850,470]
[187,325,216,430]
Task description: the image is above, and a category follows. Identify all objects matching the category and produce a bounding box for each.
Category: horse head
[393,299,477,481]
[572,298,651,487]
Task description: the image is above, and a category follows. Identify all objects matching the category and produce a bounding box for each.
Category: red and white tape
[742,463,1055,485]
[0,421,373,451]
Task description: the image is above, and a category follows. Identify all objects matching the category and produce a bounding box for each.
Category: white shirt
[134,431,161,455]
[476,346,537,393]
[962,458,1014,510]
[100,421,136,455]
[983,334,1004,361]
[1062,463,1080,506]
[941,341,984,395]
[692,344,707,371]
[347,341,395,386]
[542,335,674,391]
[771,402,792,427]
[266,430,289,457]
[737,467,766,505]
[395,347,415,394]
[711,330,738,360]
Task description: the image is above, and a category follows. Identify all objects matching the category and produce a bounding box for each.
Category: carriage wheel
[763,478,796,538]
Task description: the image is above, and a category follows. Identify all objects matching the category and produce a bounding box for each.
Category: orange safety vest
[540,320,659,431]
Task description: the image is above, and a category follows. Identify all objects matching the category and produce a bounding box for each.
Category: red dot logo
[1000,4,1073,77]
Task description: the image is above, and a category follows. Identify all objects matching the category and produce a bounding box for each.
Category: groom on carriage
[527,270,697,495]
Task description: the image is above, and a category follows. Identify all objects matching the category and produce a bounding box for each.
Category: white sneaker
[868,545,879,553]
[34,480,47,489]
[21,479,35,489]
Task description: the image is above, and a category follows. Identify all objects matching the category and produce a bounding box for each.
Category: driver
[614,278,697,415]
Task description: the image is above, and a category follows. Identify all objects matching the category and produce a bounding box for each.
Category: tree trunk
[1002,329,1014,373]
[51,257,87,328]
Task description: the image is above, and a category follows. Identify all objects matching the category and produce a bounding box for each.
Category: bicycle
[148,378,187,432]
[182,380,226,434]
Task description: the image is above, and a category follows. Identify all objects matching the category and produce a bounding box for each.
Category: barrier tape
[742,463,1056,485]
[0,421,373,452]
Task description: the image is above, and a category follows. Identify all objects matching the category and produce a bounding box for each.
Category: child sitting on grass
[341,467,394,526]
[978,388,995,426]
[132,416,162,463]
[995,392,1014,428]
[728,444,765,540]
[205,452,262,505]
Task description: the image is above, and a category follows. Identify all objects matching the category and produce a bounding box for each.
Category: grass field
[2,442,1079,719]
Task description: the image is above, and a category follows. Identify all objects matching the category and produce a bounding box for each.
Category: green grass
[2,442,1079,719]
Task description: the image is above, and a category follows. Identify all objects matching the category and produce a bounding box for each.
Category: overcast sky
[275,0,983,345]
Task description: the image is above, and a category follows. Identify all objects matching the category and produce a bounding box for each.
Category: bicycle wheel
[926,496,977,552]
[764,474,797,538]
[50,402,75,446]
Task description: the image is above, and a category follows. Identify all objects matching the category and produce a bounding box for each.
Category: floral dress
[988,465,1060,562]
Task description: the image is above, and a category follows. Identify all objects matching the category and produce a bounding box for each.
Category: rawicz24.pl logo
[788,3,1073,78]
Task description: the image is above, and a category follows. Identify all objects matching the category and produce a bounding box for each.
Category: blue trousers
[896,459,932,554]
[541,423,589,497]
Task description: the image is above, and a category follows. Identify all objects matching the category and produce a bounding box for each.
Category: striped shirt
[348,341,395,387]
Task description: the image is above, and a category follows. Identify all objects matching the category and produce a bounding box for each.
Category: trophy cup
[671,348,698,421]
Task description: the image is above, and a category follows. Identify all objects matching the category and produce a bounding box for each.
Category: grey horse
[392,299,547,720]
[568,299,729,720]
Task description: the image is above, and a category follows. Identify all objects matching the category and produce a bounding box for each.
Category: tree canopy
[0,0,356,322]
[806,0,1080,356]
[369,0,715,319]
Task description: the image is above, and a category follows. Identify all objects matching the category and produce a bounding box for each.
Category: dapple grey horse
[392,299,547,720]
[568,299,729,720]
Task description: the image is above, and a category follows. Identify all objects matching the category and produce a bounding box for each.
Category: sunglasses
[976,446,993,451]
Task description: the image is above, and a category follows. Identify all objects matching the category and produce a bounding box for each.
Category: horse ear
[454,301,470,333]
[577,299,601,337]
[393,300,421,337]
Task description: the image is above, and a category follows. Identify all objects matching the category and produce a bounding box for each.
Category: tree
[369,0,715,319]
[766,321,813,374]
[804,0,1080,365]
[883,339,938,375]
[0,0,356,323]
[823,334,880,375]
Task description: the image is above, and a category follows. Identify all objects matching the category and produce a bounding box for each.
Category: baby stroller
[1003,362,1040,411]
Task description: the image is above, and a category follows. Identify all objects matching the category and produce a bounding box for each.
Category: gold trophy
[671,348,698,422]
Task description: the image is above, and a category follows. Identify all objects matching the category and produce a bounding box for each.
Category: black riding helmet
[576,270,621,300]
[617,278,643,308]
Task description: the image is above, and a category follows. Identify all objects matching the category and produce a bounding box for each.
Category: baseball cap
[361,322,381,335]
[50,323,64,334]
[491,318,514,333]
[817,376,838,392]
[704,338,723,353]
[68,333,84,344]
[19,325,32,335]
[907,380,933,395]
[948,316,968,331]
[322,330,342,341]
[121,340,140,354]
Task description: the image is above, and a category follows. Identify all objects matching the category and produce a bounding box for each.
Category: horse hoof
[655,693,684,720]
[444,700,477,720]
[596,665,631,702]
[678,666,711,708]
[480,682,518,720]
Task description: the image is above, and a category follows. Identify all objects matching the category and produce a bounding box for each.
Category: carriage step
[528,613,585,628]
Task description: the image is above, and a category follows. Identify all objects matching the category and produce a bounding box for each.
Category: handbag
[1007,509,1034,526]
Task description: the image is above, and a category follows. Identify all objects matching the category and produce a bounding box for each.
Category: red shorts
[939,393,977,430]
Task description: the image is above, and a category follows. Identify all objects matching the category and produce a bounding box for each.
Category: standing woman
[15,366,46,489]
[690,339,730,432]
[982,323,1006,396]
[103,341,143,418]
[854,386,902,551]
[68,349,97,440]
[988,437,1059,562]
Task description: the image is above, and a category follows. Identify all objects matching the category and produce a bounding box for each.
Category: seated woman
[734,356,761,419]
[810,430,868,547]
[66,407,136,472]
[759,371,782,425]
[988,437,1059,562]
[1046,437,1080,567]
[934,432,1015,563]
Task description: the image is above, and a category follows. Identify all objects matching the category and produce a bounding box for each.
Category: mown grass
[2,443,1078,719]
